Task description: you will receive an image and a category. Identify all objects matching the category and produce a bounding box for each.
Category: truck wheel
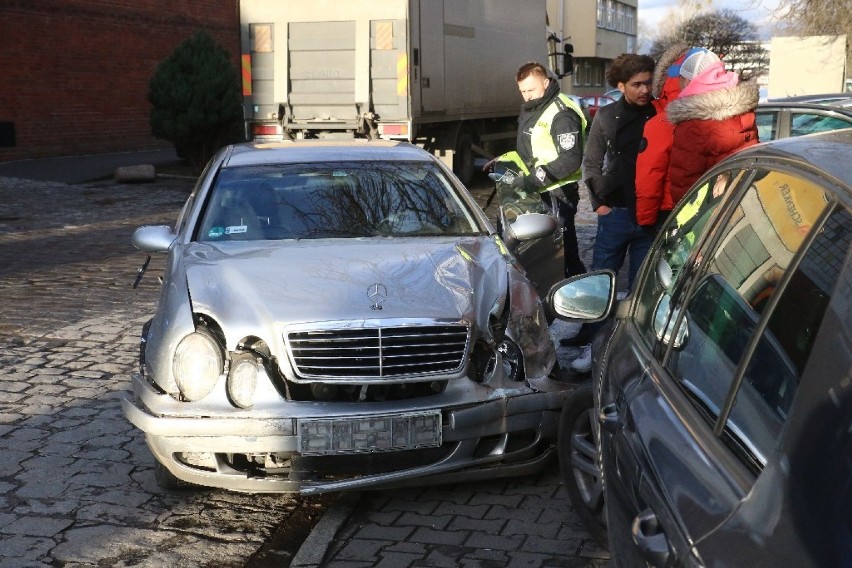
[453,129,475,186]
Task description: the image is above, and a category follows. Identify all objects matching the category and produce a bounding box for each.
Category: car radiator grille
[287,324,470,379]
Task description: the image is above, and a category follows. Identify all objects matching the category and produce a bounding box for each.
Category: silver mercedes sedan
[122,139,571,494]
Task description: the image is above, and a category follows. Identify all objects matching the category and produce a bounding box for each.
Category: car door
[598,164,836,566]
[694,203,851,566]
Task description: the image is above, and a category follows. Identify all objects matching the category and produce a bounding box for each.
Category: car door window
[755,110,778,141]
[663,170,830,469]
[728,206,849,469]
[635,170,744,349]
[790,112,852,136]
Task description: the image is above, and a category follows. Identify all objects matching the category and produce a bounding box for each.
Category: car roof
[760,97,852,112]
[735,128,852,190]
[757,101,852,117]
[222,139,434,168]
[767,93,852,105]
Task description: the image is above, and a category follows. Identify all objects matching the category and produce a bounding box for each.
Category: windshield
[196,161,483,241]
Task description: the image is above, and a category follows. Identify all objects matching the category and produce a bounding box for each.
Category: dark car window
[195,161,482,241]
[790,112,852,137]
[755,110,778,141]
[731,206,850,467]
[664,170,829,470]
[635,170,743,348]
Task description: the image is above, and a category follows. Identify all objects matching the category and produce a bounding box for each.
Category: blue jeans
[572,207,654,347]
[591,207,654,291]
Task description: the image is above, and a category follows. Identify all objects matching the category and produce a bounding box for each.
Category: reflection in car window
[195,161,482,241]
[635,171,742,348]
[790,113,852,137]
[733,206,849,468]
[666,170,828,471]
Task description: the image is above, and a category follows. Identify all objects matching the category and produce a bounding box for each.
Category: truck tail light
[251,124,282,137]
[379,123,409,137]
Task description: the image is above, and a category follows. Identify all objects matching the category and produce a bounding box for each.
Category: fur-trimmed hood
[666,80,760,124]
[652,42,689,98]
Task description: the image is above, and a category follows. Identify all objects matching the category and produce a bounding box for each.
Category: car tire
[558,380,607,546]
[154,461,192,490]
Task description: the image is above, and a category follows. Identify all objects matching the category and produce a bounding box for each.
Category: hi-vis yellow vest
[502,93,587,193]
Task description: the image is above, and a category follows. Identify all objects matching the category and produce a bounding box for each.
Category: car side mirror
[506,213,557,242]
[547,270,616,322]
[132,225,176,253]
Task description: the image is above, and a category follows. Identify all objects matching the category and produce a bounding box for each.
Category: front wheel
[558,380,608,546]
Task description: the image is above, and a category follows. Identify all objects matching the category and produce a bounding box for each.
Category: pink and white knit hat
[679,50,721,81]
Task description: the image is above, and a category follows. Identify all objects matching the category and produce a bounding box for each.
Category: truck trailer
[238,0,550,184]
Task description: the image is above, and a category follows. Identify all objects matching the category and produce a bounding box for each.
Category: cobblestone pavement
[0,169,612,567]
[0,175,327,567]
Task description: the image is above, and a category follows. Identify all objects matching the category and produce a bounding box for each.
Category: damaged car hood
[182,236,511,345]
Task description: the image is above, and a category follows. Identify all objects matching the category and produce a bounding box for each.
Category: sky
[637,0,781,42]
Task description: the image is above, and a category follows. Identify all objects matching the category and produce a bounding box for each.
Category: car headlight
[227,353,259,409]
[172,331,223,401]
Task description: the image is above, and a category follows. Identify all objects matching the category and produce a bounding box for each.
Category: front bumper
[123,372,569,494]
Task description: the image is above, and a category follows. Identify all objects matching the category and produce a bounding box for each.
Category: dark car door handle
[632,508,671,567]
[599,402,619,434]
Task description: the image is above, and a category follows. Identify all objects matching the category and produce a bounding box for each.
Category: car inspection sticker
[225,225,248,234]
[208,226,225,238]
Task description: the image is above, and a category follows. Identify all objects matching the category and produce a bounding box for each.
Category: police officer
[507,61,587,277]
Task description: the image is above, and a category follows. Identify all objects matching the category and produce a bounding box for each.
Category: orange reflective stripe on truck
[242,54,252,97]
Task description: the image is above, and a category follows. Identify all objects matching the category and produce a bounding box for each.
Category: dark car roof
[733,127,852,191]
[223,139,434,168]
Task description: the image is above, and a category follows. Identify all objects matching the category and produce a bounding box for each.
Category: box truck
[238,0,554,184]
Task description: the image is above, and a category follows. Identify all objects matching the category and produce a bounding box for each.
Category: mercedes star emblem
[367,283,388,310]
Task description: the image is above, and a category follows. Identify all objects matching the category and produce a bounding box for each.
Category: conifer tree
[148,30,244,173]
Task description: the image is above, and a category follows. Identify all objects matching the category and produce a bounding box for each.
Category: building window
[597,1,637,34]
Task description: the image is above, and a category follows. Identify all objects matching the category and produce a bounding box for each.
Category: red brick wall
[0,0,240,161]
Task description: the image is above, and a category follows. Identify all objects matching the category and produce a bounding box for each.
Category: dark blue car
[550,128,852,567]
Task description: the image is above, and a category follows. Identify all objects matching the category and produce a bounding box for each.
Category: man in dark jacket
[511,61,588,277]
[569,53,656,373]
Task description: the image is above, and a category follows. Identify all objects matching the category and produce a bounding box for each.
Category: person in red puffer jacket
[634,43,704,231]
[666,50,760,204]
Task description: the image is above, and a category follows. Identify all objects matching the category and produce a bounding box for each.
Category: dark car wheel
[558,380,607,545]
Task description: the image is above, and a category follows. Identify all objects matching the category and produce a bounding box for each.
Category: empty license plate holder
[297,411,442,456]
